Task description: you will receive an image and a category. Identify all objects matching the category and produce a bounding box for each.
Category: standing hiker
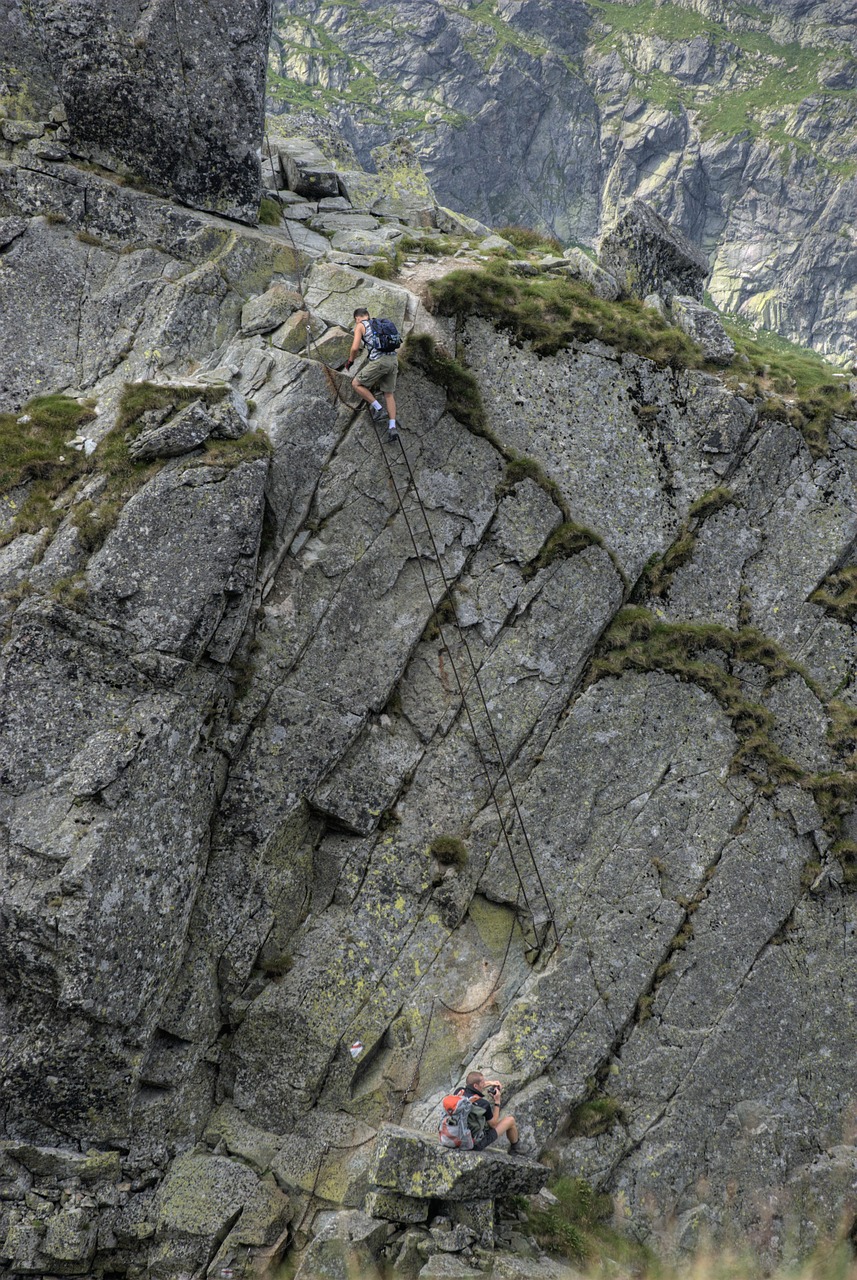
[344,307,401,441]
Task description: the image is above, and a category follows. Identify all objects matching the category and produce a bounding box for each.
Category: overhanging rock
[370,1126,548,1200]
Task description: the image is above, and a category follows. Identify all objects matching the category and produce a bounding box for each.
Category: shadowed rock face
[26,0,272,222]
[0,0,60,119]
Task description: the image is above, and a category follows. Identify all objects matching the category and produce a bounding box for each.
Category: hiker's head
[353,308,369,322]
[466,1070,486,1092]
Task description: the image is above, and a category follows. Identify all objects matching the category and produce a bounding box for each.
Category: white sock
[371,399,382,411]
[388,418,397,429]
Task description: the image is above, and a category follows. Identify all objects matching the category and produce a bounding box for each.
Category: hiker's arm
[345,323,364,369]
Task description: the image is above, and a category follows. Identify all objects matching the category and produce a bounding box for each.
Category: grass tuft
[498,223,564,255]
[429,834,468,868]
[258,196,283,226]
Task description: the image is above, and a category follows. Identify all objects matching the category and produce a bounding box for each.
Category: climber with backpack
[438,1070,522,1154]
[344,306,403,442]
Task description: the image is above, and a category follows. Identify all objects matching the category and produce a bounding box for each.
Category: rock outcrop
[22,0,272,221]
[268,0,857,362]
[1,124,856,1279]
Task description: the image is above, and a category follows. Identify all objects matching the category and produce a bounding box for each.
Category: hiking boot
[370,403,388,423]
[386,424,399,443]
[507,1141,525,1157]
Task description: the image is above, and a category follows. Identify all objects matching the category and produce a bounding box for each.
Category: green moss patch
[401,334,488,435]
[427,260,703,365]
[429,835,468,868]
[498,224,564,255]
[810,567,857,623]
[524,1176,649,1271]
[258,196,282,226]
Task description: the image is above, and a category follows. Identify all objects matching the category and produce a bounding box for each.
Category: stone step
[369,1126,548,1200]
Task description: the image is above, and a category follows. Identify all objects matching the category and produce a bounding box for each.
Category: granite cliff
[268,0,857,364]
[1,9,857,1278]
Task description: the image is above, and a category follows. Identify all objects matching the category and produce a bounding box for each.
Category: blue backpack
[366,317,403,354]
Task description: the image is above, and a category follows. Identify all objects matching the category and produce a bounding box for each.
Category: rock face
[24,0,272,221]
[268,0,857,361]
[1,129,857,1278]
[598,200,709,302]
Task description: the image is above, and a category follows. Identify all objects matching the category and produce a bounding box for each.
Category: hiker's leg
[351,376,376,405]
[383,391,397,420]
[491,1115,519,1145]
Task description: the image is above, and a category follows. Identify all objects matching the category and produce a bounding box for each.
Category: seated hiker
[461,1070,521,1153]
[344,307,400,440]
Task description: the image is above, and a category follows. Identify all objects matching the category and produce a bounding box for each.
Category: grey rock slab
[0,531,44,593]
[86,458,266,660]
[128,398,214,460]
[311,212,381,232]
[241,283,304,335]
[664,502,761,628]
[462,319,751,580]
[671,295,735,364]
[764,673,833,773]
[26,0,270,221]
[277,135,341,200]
[363,1190,429,1224]
[599,199,710,301]
[303,261,411,331]
[370,1126,547,1199]
[732,420,857,690]
[312,712,425,836]
[295,1210,390,1280]
[329,228,399,260]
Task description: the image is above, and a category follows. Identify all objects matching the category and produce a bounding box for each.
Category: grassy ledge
[426,260,704,365]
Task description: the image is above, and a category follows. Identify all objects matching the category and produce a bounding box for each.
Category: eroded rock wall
[0,142,856,1276]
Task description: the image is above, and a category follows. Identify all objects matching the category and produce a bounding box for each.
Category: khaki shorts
[356,352,398,394]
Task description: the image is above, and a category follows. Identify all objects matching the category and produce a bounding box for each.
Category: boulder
[128,399,213,460]
[25,0,270,222]
[598,199,709,302]
[241,285,304,336]
[671,295,735,365]
[329,229,399,260]
[150,1151,262,1280]
[369,1127,548,1200]
[208,392,250,440]
[561,247,620,301]
[418,1257,481,1278]
[434,207,492,238]
[270,309,327,354]
[480,234,517,254]
[370,137,436,226]
[277,136,342,200]
[302,262,410,331]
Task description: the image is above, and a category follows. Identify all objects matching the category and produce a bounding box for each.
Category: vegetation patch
[809,567,857,623]
[721,320,855,457]
[429,835,468,868]
[258,196,282,226]
[0,395,98,546]
[427,260,704,365]
[587,609,857,863]
[523,522,603,579]
[642,488,734,598]
[498,224,564,255]
[524,1176,649,1270]
[567,1096,624,1137]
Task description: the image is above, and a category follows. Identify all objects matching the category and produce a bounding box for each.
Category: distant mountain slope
[268,0,857,362]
